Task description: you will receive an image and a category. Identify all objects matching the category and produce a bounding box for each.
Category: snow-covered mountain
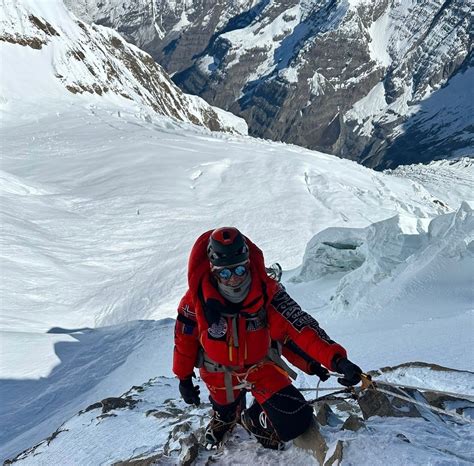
[0,0,246,134]
[65,0,473,168]
[1,0,473,463]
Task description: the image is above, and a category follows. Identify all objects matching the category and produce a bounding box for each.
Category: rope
[372,379,474,402]
[315,378,321,399]
[204,369,474,423]
[306,389,352,405]
[252,386,311,415]
[299,372,474,425]
[299,387,345,392]
[374,386,474,425]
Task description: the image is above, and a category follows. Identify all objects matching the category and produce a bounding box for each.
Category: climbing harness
[199,339,298,403]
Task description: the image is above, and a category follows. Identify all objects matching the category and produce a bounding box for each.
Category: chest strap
[219,307,267,350]
[221,312,240,348]
[267,341,298,381]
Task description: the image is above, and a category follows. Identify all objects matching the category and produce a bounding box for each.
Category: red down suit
[173,230,347,407]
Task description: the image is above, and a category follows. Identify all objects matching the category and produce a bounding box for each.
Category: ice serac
[0,0,247,135]
[65,0,472,168]
[295,202,474,315]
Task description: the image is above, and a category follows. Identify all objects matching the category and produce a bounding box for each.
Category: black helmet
[207,227,249,267]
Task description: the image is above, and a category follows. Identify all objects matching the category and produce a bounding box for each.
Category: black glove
[308,361,330,382]
[179,376,201,406]
[333,357,362,387]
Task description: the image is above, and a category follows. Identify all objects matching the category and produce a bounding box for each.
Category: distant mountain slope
[66,0,473,168]
[0,0,247,134]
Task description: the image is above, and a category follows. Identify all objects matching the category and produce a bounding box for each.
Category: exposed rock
[324,440,344,466]
[341,414,365,432]
[3,427,69,464]
[172,421,192,436]
[396,433,410,443]
[81,396,138,415]
[6,367,474,465]
[66,0,473,168]
[97,413,117,420]
[333,399,358,415]
[2,1,247,136]
[357,389,421,420]
[178,433,200,466]
[315,403,342,427]
[130,385,145,393]
[113,453,163,466]
[369,361,474,376]
[146,408,184,419]
[164,423,205,459]
[425,393,474,409]
[82,401,103,413]
[101,396,138,413]
[424,393,474,419]
[293,416,327,465]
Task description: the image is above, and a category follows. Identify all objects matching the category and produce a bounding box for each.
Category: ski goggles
[213,263,248,280]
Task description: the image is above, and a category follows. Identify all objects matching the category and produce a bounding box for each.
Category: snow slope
[1,0,473,462]
[3,101,466,334]
[1,97,473,461]
[9,367,474,465]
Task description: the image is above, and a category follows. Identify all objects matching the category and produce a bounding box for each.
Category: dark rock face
[324,440,344,466]
[341,414,365,431]
[293,415,327,465]
[56,1,474,167]
[82,396,138,414]
[358,388,422,420]
[315,402,342,427]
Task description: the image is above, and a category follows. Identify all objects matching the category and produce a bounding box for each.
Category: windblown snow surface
[1,1,474,464]
[2,98,473,463]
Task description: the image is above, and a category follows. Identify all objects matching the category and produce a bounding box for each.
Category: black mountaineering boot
[240,402,285,450]
[204,410,237,449]
[204,394,246,449]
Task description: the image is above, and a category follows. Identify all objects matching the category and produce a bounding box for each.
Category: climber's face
[212,262,249,287]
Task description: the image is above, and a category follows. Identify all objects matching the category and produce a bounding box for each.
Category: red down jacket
[173,230,347,380]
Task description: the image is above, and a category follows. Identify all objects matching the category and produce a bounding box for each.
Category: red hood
[187,229,271,291]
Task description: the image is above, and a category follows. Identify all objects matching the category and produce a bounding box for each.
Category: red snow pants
[200,360,313,441]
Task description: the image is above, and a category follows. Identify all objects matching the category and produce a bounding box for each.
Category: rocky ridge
[6,363,474,465]
[65,0,473,168]
[0,0,247,135]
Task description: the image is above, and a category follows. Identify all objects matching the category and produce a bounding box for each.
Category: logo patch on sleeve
[181,304,195,317]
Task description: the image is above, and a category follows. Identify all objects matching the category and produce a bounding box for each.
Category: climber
[173,227,362,449]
